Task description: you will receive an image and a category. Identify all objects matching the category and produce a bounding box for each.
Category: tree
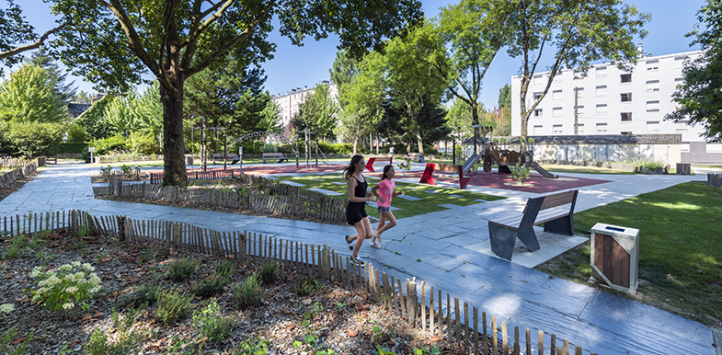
[380,97,450,152]
[257,98,281,134]
[73,94,115,140]
[27,47,77,104]
[0,0,67,73]
[666,0,722,142]
[507,0,649,149]
[0,64,68,123]
[48,0,423,185]
[498,83,511,109]
[445,98,474,145]
[293,83,339,141]
[0,121,65,158]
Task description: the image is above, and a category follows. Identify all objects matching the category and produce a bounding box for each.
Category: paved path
[0,163,716,355]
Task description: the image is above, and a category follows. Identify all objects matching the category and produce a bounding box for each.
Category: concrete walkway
[0,163,716,355]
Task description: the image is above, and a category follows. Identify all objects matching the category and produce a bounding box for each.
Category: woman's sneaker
[345,235,354,250]
[353,256,365,267]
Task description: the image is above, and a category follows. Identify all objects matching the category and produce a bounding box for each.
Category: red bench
[365,156,393,172]
[419,163,471,189]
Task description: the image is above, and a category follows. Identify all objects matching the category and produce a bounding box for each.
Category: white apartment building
[272,80,338,135]
[511,49,707,141]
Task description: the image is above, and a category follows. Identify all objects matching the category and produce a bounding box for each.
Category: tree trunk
[519,95,529,153]
[471,103,479,156]
[159,79,188,186]
[416,130,423,154]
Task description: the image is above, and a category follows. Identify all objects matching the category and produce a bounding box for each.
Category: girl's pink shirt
[376,178,395,208]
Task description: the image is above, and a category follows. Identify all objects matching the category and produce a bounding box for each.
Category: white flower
[47,276,61,286]
[62,302,74,310]
[89,274,101,286]
[0,304,14,314]
[74,272,85,281]
[82,263,94,272]
[30,267,43,278]
[71,261,81,267]
[65,286,78,294]
[64,275,75,282]
[59,264,73,272]
[89,286,101,294]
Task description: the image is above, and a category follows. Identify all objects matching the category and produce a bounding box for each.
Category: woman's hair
[343,155,364,181]
[381,164,393,180]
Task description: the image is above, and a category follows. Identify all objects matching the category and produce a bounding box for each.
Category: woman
[343,155,376,266]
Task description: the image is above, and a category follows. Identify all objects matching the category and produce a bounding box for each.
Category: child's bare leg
[375,214,387,242]
[351,221,368,257]
[376,211,397,240]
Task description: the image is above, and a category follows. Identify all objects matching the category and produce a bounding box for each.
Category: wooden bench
[419,163,471,189]
[364,156,393,172]
[212,153,240,165]
[488,190,579,260]
[262,152,288,163]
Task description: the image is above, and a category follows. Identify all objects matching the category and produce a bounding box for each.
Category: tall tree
[0,64,68,123]
[293,83,339,141]
[507,0,649,149]
[666,0,722,142]
[0,0,66,72]
[380,97,450,152]
[498,83,511,109]
[47,0,423,185]
[73,94,114,140]
[27,47,77,104]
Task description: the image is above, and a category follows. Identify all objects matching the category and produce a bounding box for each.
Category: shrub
[85,307,146,355]
[259,261,279,284]
[192,299,236,343]
[66,123,88,143]
[30,261,102,311]
[215,260,236,278]
[57,142,88,154]
[0,328,34,355]
[117,283,160,308]
[231,274,263,309]
[0,121,65,158]
[88,135,127,155]
[423,146,438,156]
[167,257,198,281]
[3,234,26,259]
[128,131,159,155]
[155,288,193,325]
[120,164,133,175]
[193,274,229,297]
[295,275,319,297]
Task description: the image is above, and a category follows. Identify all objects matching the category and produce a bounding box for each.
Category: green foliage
[0,64,68,123]
[85,307,146,355]
[30,262,102,312]
[66,124,88,143]
[666,0,722,141]
[3,234,26,259]
[293,83,340,140]
[215,260,237,278]
[0,0,40,71]
[411,345,441,355]
[73,94,115,140]
[193,274,229,298]
[57,142,88,154]
[231,274,264,309]
[155,288,193,325]
[235,335,270,355]
[0,121,65,158]
[167,257,198,282]
[0,328,34,355]
[295,275,320,297]
[119,164,133,175]
[192,299,236,343]
[116,283,160,309]
[510,163,530,183]
[259,261,279,284]
[128,131,160,155]
[88,135,128,155]
[498,84,511,109]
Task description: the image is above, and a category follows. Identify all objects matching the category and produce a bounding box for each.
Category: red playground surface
[177,164,610,194]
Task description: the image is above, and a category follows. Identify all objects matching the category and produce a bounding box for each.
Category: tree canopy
[293,83,339,141]
[666,0,722,142]
[0,0,66,72]
[0,64,68,123]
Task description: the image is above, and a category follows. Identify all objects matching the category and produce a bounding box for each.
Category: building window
[553,124,563,134]
[534,109,543,117]
[707,144,722,153]
[596,67,607,78]
[646,59,659,71]
[646,80,660,91]
[534,125,543,134]
[646,101,660,112]
[647,121,660,132]
[578,124,584,134]
[596,85,607,96]
[675,56,688,68]
[621,131,632,135]
[575,87,584,98]
[620,73,632,83]
[596,104,607,115]
[534,75,544,85]
[620,93,632,102]
[596,123,608,133]
[553,75,562,83]
[533,92,542,100]
[553,107,563,117]
[553,90,563,100]
[576,105,585,117]
[621,112,632,121]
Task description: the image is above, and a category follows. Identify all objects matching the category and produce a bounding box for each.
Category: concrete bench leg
[517,227,540,252]
[544,216,574,235]
[489,223,516,260]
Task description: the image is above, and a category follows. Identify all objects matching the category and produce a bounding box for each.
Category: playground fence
[0,209,599,355]
[708,173,722,189]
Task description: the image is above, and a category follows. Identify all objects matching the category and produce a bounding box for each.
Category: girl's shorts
[377,206,391,213]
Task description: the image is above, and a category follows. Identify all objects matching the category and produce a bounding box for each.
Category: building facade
[272,80,338,136]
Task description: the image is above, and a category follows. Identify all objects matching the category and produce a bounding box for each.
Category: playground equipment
[226,131,300,170]
[484,143,557,179]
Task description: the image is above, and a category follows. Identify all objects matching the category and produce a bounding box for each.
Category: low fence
[709,173,722,189]
[0,164,37,189]
[108,172,347,224]
[0,210,598,355]
[150,170,236,184]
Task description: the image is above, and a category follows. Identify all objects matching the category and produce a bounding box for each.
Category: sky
[1,0,707,108]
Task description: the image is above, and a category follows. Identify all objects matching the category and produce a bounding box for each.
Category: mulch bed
[0,170,39,202]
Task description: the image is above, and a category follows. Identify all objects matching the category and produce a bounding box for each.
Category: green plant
[193,273,229,297]
[167,257,198,281]
[231,274,264,309]
[30,261,102,311]
[155,287,193,325]
[85,307,146,355]
[3,234,26,259]
[192,299,236,343]
[510,163,530,183]
[0,303,14,314]
[410,345,441,355]
[99,165,114,180]
[215,260,237,277]
[376,345,395,355]
[117,283,161,308]
[295,275,319,297]
[0,328,34,355]
[120,164,133,175]
[234,335,270,355]
[259,261,279,284]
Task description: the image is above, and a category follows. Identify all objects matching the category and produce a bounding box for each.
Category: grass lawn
[535,181,722,327]
[538,163,636,175]
[274,173,505,219]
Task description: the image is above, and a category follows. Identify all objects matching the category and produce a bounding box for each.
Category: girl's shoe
[370,241,381,248]
[353,256,365,267]
[345,235,354,250]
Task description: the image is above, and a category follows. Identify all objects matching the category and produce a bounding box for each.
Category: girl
[343,155,377,266]
[370,164,402,248]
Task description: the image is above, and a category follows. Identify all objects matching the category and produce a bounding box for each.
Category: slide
[461,153,479,174]
[528,161,558,179]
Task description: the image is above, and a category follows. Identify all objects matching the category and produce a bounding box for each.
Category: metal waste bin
[590,223,639,294]
[37,156,47,166]
[676,163,691,175]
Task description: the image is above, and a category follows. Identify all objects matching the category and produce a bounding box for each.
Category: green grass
[538,163,636,175]
[535,182,722,326]
[276,174,505,219]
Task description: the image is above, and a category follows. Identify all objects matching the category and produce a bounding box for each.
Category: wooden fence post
[117,216,126,242]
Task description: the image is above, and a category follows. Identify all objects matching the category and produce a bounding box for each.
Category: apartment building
[272,80,338,135]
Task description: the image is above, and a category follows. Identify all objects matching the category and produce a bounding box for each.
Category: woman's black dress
[346,175,368,225]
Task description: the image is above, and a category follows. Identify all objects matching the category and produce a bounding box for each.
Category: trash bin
[37,156,46,166]
[676,163,691,175]
[186,155,194,166]
[590,223,639,294]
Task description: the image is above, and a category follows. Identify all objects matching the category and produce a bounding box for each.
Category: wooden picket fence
[708,173,722,189]
[1,210,598,355]
[150,169,236,184]
[106,173,347,223]
[0,163,37,189]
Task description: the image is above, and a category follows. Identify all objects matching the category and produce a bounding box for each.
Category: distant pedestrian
[343,155,377,266]
[370,165,402,248]
[388,146,394,157]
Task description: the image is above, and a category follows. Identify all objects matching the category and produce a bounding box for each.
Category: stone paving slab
[396,194,421,201]
[308,188,343,196]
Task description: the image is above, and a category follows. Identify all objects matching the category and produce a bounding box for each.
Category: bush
[88,135,127,156]
[259,261,279,284]
[30,262,102,311]
[66,123,88,143]
[0,121,65,158]
[295,275,319,297]
[215,260,236,278]
[85,307,146,355]
[231,274,263,309]
[193,274,229,297]
[192,299,236,343]
[128,132,160,155]
[167,257,198,281]
[57,142,88,154]
[155,288,193,325]
[423,146,439,156]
